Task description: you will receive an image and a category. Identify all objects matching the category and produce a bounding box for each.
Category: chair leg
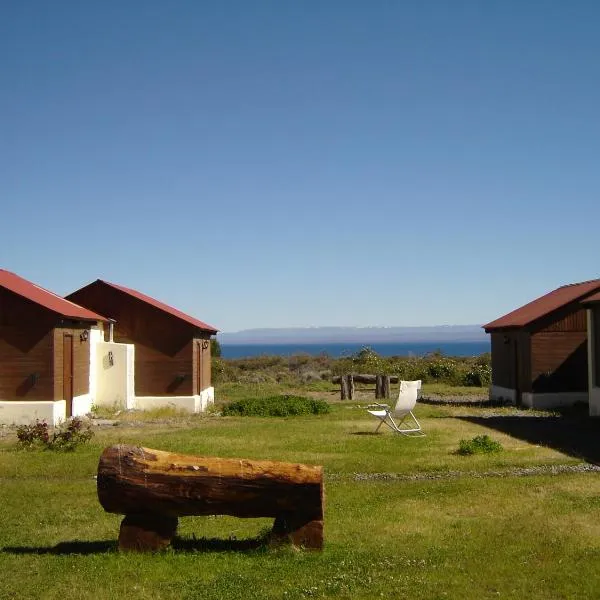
[388,412,425,436]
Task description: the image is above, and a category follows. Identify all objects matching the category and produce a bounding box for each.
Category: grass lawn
[1,394,600,599]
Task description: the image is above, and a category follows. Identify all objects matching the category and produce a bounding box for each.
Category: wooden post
[341,375,349,400]
[375,374,383,399]
[340,374,354,400]
[382,375,390,399]
[97,445,324,551]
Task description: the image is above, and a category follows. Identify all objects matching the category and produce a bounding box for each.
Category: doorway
[63,334,74,417]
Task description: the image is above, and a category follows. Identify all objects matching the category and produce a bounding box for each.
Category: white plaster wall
[521,392,588,410]
[489,385,517,404]
[198,386,215,411]
[88,328,103,407]
[72,394,92,417]
[136,388,214,414]
[589,388,600,417]
[95,342,135,409]
[135,396,197,412]
[0,400,66,426]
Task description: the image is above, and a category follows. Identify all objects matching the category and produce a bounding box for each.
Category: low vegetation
[222,395,330,417]
[457,434,503,456]
[16,417,94,451]
[212,347,491,388]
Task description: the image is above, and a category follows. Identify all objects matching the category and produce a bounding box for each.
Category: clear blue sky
[2,1,599,332]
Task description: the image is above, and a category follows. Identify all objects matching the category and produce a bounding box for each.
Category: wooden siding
[133,340,194,396]
[490,331,531,392]
[193,336,212,394]
[592,306,600,385]
[52,325,92,400]
[68,283,209,396]
[0,288,56,400]
[530,332,588,393]
[535,306,588,333]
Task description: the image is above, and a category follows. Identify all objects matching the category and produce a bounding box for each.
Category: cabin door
[63,334,74,417]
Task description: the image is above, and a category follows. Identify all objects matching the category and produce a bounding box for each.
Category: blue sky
[2,1,599,332]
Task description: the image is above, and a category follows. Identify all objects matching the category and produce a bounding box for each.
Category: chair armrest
[366,403,390,409]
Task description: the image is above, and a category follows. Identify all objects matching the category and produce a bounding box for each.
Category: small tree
[211,338,222,358]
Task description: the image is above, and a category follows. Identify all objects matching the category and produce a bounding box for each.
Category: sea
[220,341,490,359]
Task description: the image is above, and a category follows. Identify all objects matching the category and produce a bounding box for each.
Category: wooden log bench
[333,374,396,400]
[97,444,324,552]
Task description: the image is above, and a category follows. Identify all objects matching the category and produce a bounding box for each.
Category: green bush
[222,395,330,417]
[16,417,94,451]
[457,435,503,456]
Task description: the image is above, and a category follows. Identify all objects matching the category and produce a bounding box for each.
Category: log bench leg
[271,514,323,550]
[118,514,178,552]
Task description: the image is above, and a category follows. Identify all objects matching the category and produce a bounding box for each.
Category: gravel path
[327,462,600,482]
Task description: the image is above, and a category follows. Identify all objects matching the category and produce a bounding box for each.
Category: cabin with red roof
[66,280,218,413]
[0,270,107,425]
[483,279,600,409]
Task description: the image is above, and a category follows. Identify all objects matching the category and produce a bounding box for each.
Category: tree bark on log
[97,445,324,550]
[340,374,355,400]
[333,374,399,385]
[382,375,390,399]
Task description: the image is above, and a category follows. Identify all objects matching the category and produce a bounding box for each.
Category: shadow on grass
[1,541,117,555]
[1,534,270,556]
[459,411,600,464]
[350,431,383,436]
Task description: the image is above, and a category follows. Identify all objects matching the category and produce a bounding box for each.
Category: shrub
[51,417,94,451]
[222,395,330,417]
[16,420,50,448]
[457,435,503,456]
[16,417,93,451]
[462,364,492,387]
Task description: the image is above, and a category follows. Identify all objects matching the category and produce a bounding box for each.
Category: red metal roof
[483,279,600,331]
[581,291,600,304]
[94,280,218,333]
[0,269,108,322]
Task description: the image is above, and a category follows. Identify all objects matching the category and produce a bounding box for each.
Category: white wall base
[72,394,92,417]
[0,400,66,426]
[135,388,215,414]
[489,385,517,405]
[521,391,588,410]
[589,388,600,416]
[198,386,215,412]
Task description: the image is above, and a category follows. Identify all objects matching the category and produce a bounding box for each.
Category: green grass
[1,394,599,599]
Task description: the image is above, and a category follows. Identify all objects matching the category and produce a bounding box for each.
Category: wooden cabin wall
[530,307,588,393]
[193,336,212,394]
[594,306,600,385]
[52,325,92,400]
[0,288,56,400]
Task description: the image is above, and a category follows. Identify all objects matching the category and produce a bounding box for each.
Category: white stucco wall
[88,328,103,407]
[95,341,135,409]
[72,394,92,417]
[135,387,214,413]
[0,400,66,426]
[489,385,517,404]
[521,392,588,410]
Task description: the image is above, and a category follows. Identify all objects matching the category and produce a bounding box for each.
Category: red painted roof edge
[483,279,600,331]
[96,279,218,333]
[0,269,108,322]
[581,290,600,304]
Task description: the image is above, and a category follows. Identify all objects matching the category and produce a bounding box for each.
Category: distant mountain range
[218,325,487,345]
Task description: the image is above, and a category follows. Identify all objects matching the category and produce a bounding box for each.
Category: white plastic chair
[367,380,424,436]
